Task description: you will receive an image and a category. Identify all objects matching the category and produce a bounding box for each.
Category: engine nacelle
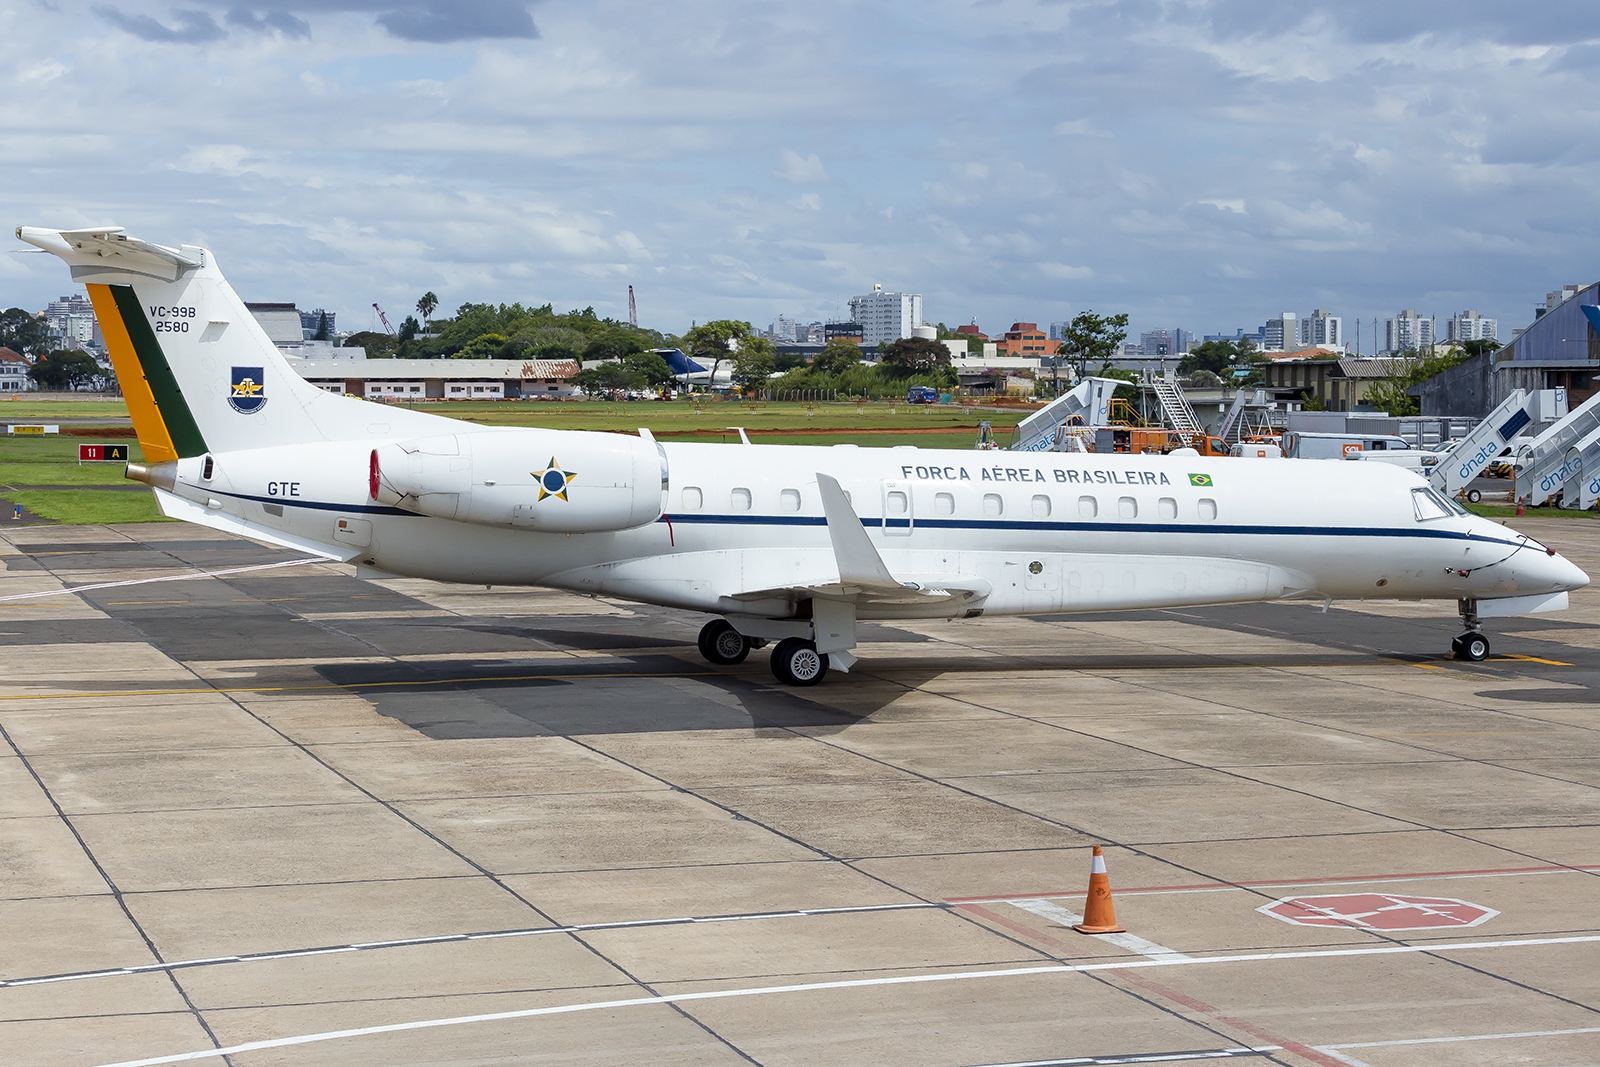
[372,429,665,533]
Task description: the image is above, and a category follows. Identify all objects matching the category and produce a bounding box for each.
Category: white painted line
[1310,1051,1373,1067]
[966,1049,1268,1065]
[84,933,1600,1067]
[0,901,942,989]
[0,557,326,602]
[1322,1025,1600,1051]
[1011,899,1191,961]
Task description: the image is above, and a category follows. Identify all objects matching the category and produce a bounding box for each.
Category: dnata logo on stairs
[228,367,267,414]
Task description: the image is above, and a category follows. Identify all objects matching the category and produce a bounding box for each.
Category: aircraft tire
[1455,632,1490,662]
[770,638,829,686]
[698,619,750,665]
[1466,488,1483,503]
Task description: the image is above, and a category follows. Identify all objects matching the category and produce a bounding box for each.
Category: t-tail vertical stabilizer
[15,226,454,459]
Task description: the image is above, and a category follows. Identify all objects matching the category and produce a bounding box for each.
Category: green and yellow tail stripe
[89,283,209,461]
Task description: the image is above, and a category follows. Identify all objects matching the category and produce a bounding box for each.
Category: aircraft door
[881,479,913,536]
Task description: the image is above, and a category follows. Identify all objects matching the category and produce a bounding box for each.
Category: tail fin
[17,226,448,457]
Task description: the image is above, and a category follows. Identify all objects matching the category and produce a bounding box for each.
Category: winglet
[815,473,901,589]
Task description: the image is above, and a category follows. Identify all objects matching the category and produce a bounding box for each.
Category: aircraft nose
[1548,551,1591,592]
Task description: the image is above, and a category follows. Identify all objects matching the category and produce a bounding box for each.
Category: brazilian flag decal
[1189,473,1213,487]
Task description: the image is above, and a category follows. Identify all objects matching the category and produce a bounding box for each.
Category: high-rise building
[299,308,335,339]
[1262,312,1298,351]
[1139,329,1173,357]
[768,314,798,342]
[1445,310,1497,344]
[1048,321,1071,342]
[42,294,100,350]
[1301,309,1341,347]
[847,286,923,347]
[1385,310,1435,353]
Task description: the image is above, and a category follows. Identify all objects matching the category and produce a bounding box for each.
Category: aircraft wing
[723,473,991,612]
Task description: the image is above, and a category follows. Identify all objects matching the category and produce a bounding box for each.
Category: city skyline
[4,2,1598,340]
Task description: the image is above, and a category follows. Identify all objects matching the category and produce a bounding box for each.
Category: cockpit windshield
[1411,486,1460,521]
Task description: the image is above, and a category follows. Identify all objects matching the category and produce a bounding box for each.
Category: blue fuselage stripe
[198,490,1523,551]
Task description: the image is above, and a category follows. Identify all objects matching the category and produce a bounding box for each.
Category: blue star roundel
[229,367,267,414]
[532,456,577,501]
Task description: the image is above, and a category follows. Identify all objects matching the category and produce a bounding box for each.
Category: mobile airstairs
[1011,377,1124,451]
[1151,375,1204,446]
[1507,389,1597,506]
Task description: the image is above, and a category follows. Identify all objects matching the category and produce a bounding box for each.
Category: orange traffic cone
[1073,845,1126,934]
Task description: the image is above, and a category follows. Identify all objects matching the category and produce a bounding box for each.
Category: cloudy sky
[4,0,1599,344]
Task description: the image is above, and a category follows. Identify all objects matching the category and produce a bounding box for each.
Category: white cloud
[3,0,1598,339]
[1038,263,1094,280]
[774,149,830,184]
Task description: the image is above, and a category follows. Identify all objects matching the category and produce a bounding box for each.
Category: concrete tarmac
[1,517,1598,1067]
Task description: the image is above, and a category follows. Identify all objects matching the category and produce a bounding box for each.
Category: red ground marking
[954,903,1080,953]
[1258,893,1498,931]
[1110,971,1351,1067]
[944,862,1600,904]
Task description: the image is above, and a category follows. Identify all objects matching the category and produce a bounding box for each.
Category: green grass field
[0,399,1021,523]
[0,396,135,418]
[1466,503,1598,520]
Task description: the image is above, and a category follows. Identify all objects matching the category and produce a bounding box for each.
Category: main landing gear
[696,619,831,686]
[697,619,754,665]
[1452,598,1490,662]
[769,637,829,687]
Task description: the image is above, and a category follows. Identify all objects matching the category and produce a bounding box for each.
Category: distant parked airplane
[654,347,733,389]
[16,224,1588,683]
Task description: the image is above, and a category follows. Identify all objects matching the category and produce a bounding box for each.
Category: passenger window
[1412,487,1451,521]
[934,492,955,516]
[682,487,702,510]
[1118,496,1137,519]
[780,488,801,512]
[886,490,908,515]
[1158,497,1177,519]
[983,493,1003,516]
[731,488,751,511]
[1198,498,1217,521]
[1078,495,1097,518]
[1032,494,1051,517]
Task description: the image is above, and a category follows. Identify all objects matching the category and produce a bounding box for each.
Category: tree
[581,329,647,364]
[312,311,330,341]
[731,336,776,392]
[622,350,674,388]
[0,308,50,356]
[683,319,750,389]
[1366,349,1474,417]
[878,336,951,376]
[813,339,862,376]
[398,315,419,343]
[416,291,438,327]
[573,362,640,397]
[1058,311,1129,372]
[343,330,396,358]
[27,349,103,391]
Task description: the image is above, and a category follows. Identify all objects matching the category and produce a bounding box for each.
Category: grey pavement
[1,517,1597,1066]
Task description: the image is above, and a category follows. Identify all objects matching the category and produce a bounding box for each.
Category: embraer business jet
[17,226,1589,684]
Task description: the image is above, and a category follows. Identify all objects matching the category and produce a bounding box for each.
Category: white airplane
[17,225,1590,684]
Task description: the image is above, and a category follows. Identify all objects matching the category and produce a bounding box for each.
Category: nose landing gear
[1453,599,1490,662]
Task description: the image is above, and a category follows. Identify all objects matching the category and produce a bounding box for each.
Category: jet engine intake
[371,429,665,533]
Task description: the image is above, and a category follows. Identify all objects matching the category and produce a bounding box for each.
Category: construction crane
[627,285,637,328]
[372,303,395,335]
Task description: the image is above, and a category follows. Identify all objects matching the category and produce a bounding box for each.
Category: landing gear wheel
[1454,631,1490,662]
[1466,488,1483,503]
[770,637,829,686]
[698,619,749,665]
